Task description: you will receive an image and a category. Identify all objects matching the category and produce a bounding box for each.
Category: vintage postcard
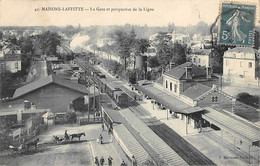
[0,0,260,166]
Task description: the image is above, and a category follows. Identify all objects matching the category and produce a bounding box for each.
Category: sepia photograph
[0,0,259,165]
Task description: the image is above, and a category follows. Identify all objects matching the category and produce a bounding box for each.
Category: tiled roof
[113,124,154,165]
[164,62,206,80]
[225,47,259,60]
[203,107,260,144]
[191,49,211,55]
[182,83,211,100]
[12,75,89,99]
[121,109,188,165]
[134,84,203,114]
[155,77,163,85]
[226,47,258,54]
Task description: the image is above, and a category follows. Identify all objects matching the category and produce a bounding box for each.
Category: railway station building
[135,62,227,133]
[134,62,260,163]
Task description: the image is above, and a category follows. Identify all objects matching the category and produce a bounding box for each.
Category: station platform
[123,84,259,165]
[89,128,122,166]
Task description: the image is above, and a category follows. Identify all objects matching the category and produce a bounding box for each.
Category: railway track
[74,57,216,165]
[128,100,216,166]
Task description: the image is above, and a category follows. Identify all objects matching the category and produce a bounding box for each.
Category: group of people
[99,134,103,144]
[95,156,113,166]
[102,123,113,135]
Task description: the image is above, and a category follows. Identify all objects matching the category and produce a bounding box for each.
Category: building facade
[162,62,211,97]
[223,47,260,86]
[0,43,22,73]
[11,75,89,113]
[189,49,214,67]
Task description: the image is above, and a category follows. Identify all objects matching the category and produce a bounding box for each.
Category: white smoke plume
[70,33,93,53]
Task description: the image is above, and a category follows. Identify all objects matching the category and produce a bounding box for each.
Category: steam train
[95,77,128,107]
[78,69,128,107]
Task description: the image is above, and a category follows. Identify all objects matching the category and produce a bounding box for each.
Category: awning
[202,107,260,146]
[134,84,204,114]
[102,106,123,124]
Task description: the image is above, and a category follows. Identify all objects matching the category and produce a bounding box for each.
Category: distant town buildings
[172,30,190,44]
[96,38,115,47]
[143,46,156,57]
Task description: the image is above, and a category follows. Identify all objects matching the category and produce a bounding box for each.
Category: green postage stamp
[218,2,256,47]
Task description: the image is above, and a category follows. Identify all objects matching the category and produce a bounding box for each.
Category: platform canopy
[134,84,204,114]
[203,107,260,146]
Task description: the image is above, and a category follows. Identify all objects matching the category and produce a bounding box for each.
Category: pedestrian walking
[99,134,103,144]
[64,130,69,141]
[108,127,111,135]
[108,156,113,166]
[102,123,105,131]
[100,156,105,166]
[95,156,99,166]
[121,160,126,166]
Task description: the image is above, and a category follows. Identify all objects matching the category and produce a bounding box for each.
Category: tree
[148,56,160,68]
[102,59,124,76]
[20,37,34,54]
[110,28,136,70]
[126,70,137,84]
[146,70,161,80]
[8,36,18,45]
[237,92,259,108]
[195,21,210,36]
[153,32,174,68]
[171,42,190,66]
[0,70,13,98]
[133,38,150,56]
[211,45,230,73]
[0,31,3,40]
[33,31,61,55]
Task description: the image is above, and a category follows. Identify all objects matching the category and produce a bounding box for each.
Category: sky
[0,0,259,27]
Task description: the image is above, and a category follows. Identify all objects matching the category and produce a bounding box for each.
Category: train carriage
[114,91,128,106]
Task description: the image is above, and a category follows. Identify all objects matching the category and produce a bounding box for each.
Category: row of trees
[102,29,190,71]
[98,28,191,83]
[106,28,150,70]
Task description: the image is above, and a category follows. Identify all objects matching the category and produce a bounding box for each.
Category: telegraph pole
[93,72,96,121]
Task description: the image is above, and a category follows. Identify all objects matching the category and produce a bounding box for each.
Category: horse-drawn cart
[53,132,86,144]
[8,138,40,154]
